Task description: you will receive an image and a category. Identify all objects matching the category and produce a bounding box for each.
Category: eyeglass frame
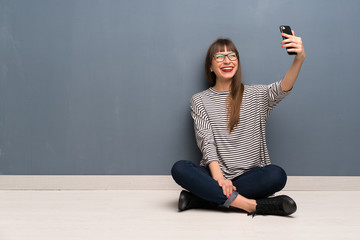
[212,52,238,62]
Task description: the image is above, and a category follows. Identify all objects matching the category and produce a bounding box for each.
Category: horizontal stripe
[191,81,290,180]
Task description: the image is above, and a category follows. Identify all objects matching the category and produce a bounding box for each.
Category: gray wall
[1,0,359,175]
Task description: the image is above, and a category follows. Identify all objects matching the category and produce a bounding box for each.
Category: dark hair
[205,38,244,133]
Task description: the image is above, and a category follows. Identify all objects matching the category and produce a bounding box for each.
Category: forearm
[281,56,305,92]
[208,161,225,181]
[280,30,305,92]
[209,161,236,197]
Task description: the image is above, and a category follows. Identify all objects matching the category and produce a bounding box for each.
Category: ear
[210,67,213,72]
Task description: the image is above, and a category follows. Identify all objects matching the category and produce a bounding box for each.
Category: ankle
[246,199,257,213]
[230,195,257,212]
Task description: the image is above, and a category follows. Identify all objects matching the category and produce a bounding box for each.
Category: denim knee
[171,160,187,177]
[267,165,287,191]
[171,160,191,184]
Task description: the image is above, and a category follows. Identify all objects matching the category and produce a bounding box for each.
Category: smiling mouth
[221,67,234,72]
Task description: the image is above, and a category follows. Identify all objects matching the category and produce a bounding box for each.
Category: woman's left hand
[281,30,305,61]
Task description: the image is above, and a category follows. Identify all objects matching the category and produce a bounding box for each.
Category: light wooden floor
[0,190,359,240]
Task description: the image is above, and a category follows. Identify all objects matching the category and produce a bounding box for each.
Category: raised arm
[280,30,306,92]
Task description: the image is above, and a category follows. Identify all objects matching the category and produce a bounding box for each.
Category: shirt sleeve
[266,80,291,118]
[190,95,219,167]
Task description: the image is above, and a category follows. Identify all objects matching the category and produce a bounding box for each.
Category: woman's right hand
[217,179,237,198]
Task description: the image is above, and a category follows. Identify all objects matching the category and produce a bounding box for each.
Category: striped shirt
[190,81,291,180]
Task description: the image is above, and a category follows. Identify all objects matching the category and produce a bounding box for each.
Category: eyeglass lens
[214,53,237,62]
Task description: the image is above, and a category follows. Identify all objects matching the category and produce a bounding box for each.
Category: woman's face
[210,46,238,82]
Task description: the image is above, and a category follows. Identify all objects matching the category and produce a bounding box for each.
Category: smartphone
[279,25,297,55]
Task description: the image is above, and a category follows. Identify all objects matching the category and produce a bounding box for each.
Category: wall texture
[1,0,359,175]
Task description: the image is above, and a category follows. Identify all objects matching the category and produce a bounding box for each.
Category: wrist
[214,177,225,182]
[294,54,305,62]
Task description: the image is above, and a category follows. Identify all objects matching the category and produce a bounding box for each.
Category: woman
[171,30,305,216]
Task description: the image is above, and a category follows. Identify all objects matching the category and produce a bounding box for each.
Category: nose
[223,55,231,63]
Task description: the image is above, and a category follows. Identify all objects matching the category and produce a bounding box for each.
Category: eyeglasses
[213,52,237,62]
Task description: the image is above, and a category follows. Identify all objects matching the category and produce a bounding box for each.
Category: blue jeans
[171,160,287,206]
